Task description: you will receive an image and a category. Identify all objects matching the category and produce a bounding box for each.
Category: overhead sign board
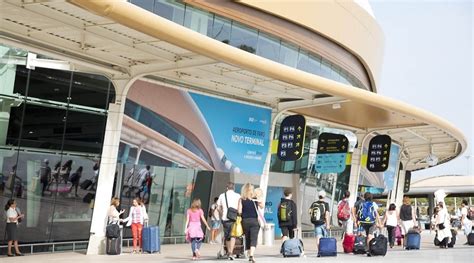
[367,135,391,172]
[315,133,348,173]
[277,115,306,161]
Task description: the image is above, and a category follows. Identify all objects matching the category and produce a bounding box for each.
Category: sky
[370,0,473,180]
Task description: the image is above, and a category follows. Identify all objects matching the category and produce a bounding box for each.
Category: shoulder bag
[225,193,238,222]
[253,200,266,228]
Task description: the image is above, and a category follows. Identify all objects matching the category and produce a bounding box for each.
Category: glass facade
[128,0,368,90]
[270,119,358,231]
[0,44,115,250]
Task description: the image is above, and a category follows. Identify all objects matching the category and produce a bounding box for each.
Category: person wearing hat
[39,159,52,196]
[309,190,330,253]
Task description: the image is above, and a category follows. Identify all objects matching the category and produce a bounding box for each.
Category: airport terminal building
[0,0,466,254]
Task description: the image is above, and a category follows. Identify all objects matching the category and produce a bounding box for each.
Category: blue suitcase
[406,232,421,250]
[318,237,337,257]
[142,225,160,253]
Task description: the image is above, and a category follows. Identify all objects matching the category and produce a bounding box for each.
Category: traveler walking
[309,190,330,253]
[400,196,417,247]
[382,203,399,248]
[460,200,472,244]
[217,182,240,260]
[39,159,51,196]
[209,197,221,244]
[185,198,211,260]
[238,183,263,263]
[337,190,354,235]
[434,202,452,248]
[69,166,83,197]
[4,199,24,257]
[355,192,381,248]
[124,198,148,253]
[278,188,297,242]
[59,160,73,184]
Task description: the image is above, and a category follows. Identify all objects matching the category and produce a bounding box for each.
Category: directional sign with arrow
[367,135,392,172]
[277,115,306,161]
[315,133,349,173]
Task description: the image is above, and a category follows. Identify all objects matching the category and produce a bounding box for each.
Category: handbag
[231,216,243,237]
[252,200,266,228]
[225,193,238,222]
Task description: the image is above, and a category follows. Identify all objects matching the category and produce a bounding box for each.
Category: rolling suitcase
[106,236,121,255]
[448,229,456,248]
[467,233,474,245]
[353,235,367,254]
[281,238,304,257]
[368,234,387,256]
[343,233,355,253]
[80,179,92,190]
[142,225,160,253]
[405,232,421,250]
[83,193,95,204]
[318,237,337,257]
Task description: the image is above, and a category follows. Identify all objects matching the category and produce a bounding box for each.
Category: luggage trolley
[217,235,247,259]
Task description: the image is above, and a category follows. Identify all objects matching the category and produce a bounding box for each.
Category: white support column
[259,110,278,202]
[347,132,368,205]
[86,78,133,255]
[394,165,407,209]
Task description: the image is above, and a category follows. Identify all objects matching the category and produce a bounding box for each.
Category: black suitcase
[353,235,367,254]
[369,234,387,256]
[106,237,121,255]
[80,179,92,190]
[448,229,456,248]
[83,193,95,203]
[467,233,474,245]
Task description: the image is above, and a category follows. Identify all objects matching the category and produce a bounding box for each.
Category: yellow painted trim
[271,139,278,154]
[68,0,467,160]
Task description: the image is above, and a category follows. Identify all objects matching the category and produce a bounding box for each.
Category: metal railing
[0,240,89,254]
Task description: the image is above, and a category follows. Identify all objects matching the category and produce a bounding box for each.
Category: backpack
[309,201,326,225]
[337,199,351,221]
[279,201,292,222]
[358,201,376,224]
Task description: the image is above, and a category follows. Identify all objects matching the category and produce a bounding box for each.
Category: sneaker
[249,256,256,262]
[228,255,235,260]
[192,256,197,261]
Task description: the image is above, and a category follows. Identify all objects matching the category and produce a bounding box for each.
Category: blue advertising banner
[191,93,271,175]
[383,144,400,191]
[264,186,283,238]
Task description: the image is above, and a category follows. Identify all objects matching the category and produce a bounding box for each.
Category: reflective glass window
[131,0,155,12]
[154,0,185,25]
[184,5,213,35]
[210,16,232,44]
[256,33,281,61]
[230,22,258,53]
[279,42,298,67]
[320,59,332,79]
[62,110,106,154]
[330,64,341,82]
[138,150,173,167]
[297,51,321,75]
[71,72,114,109]
[15,66,72,103]
[10,104,67,151]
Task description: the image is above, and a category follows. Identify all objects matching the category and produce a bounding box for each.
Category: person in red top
[185,198,210,260]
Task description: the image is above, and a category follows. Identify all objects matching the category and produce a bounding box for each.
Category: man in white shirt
[217,182,240,260]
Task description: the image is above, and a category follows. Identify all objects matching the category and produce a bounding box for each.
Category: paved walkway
[2,231,473,262]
